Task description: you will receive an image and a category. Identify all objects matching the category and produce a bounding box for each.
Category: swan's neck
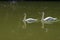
[41,12,44,20]
[24,13,26,20]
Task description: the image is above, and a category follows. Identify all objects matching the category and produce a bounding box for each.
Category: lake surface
[0,1,60,40]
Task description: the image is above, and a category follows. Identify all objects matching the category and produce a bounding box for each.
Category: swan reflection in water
[23,13,38,28]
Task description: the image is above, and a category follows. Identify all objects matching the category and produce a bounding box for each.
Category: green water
[0,1,60,40]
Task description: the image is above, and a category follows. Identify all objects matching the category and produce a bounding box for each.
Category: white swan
[41,12,58,29]
[24,18,38,23]
[23,13,38,23]
[22,13,38,28]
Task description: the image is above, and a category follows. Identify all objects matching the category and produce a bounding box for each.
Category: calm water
[0,1,60,40]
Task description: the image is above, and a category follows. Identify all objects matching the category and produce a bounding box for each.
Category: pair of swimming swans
[23,12,58,29]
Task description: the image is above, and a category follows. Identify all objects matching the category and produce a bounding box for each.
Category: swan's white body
[43,17,57,24]
[44,17,57,21]
[24,18,38,23]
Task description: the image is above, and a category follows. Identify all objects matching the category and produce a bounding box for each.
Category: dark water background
[0,1,60,40]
